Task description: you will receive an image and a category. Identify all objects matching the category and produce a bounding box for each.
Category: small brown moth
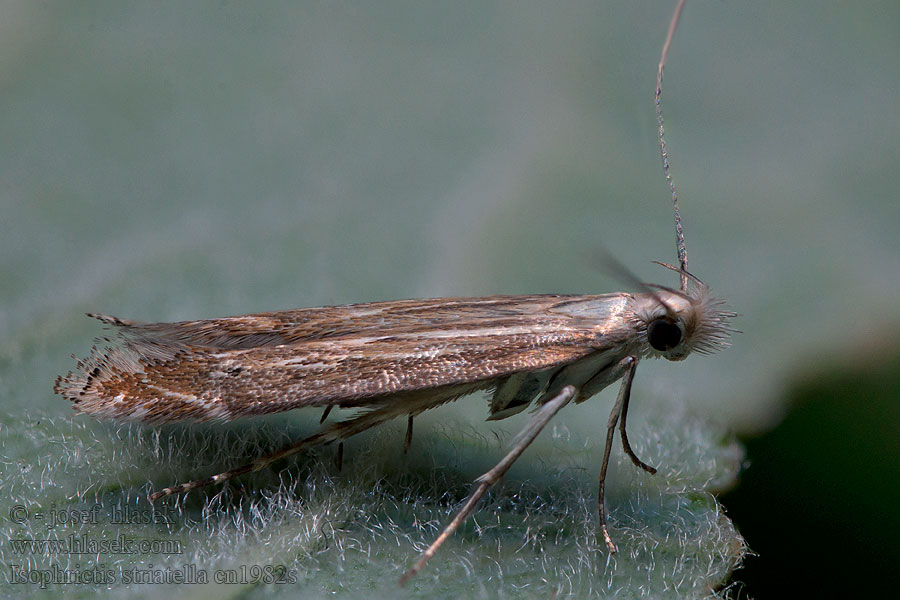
[55,0,732,583]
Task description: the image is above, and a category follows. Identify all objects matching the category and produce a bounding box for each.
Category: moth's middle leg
[399,385,577,585]
[596,355,658,554]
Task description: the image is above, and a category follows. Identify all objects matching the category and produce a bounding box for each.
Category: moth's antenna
[657,0,688,292]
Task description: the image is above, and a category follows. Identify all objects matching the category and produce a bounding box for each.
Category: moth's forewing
[55,294,637,423]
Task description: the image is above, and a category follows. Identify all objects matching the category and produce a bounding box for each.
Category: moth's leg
[320,405,334,424]
[336,442,344,472]
[403,414,414,454]
[150,402,406,501]
[597,355,638,554]
[399,385,576,585]
[617,361,657,475]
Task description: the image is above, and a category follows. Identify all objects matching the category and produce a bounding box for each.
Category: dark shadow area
[722,350,900,598]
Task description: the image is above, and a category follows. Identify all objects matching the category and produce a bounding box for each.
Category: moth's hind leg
[149,384,483,501]
[399,385,576,585]
[403,414,414,453]
[149,403,408,501]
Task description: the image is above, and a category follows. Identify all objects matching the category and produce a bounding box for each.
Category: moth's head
[631,269,735,362]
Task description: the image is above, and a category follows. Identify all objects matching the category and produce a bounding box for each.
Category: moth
[54,0,733,583]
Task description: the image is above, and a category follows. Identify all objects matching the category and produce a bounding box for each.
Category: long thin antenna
[656,0,688,292]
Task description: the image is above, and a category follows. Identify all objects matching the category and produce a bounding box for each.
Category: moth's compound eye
[647,319,682,351]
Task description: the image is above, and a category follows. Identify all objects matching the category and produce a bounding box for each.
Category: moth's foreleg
[617,361,657,475]
[399,385,576,586]
[149,402,405,502]
[597,355,641,554]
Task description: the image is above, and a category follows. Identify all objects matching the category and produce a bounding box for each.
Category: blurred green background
[1,1,898,598]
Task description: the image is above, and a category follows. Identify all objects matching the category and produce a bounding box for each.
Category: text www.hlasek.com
[9,533,182,555]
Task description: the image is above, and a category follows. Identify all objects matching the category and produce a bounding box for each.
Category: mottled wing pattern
[55,295,620,423]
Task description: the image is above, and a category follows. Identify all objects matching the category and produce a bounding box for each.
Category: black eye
[647,319,682,351]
